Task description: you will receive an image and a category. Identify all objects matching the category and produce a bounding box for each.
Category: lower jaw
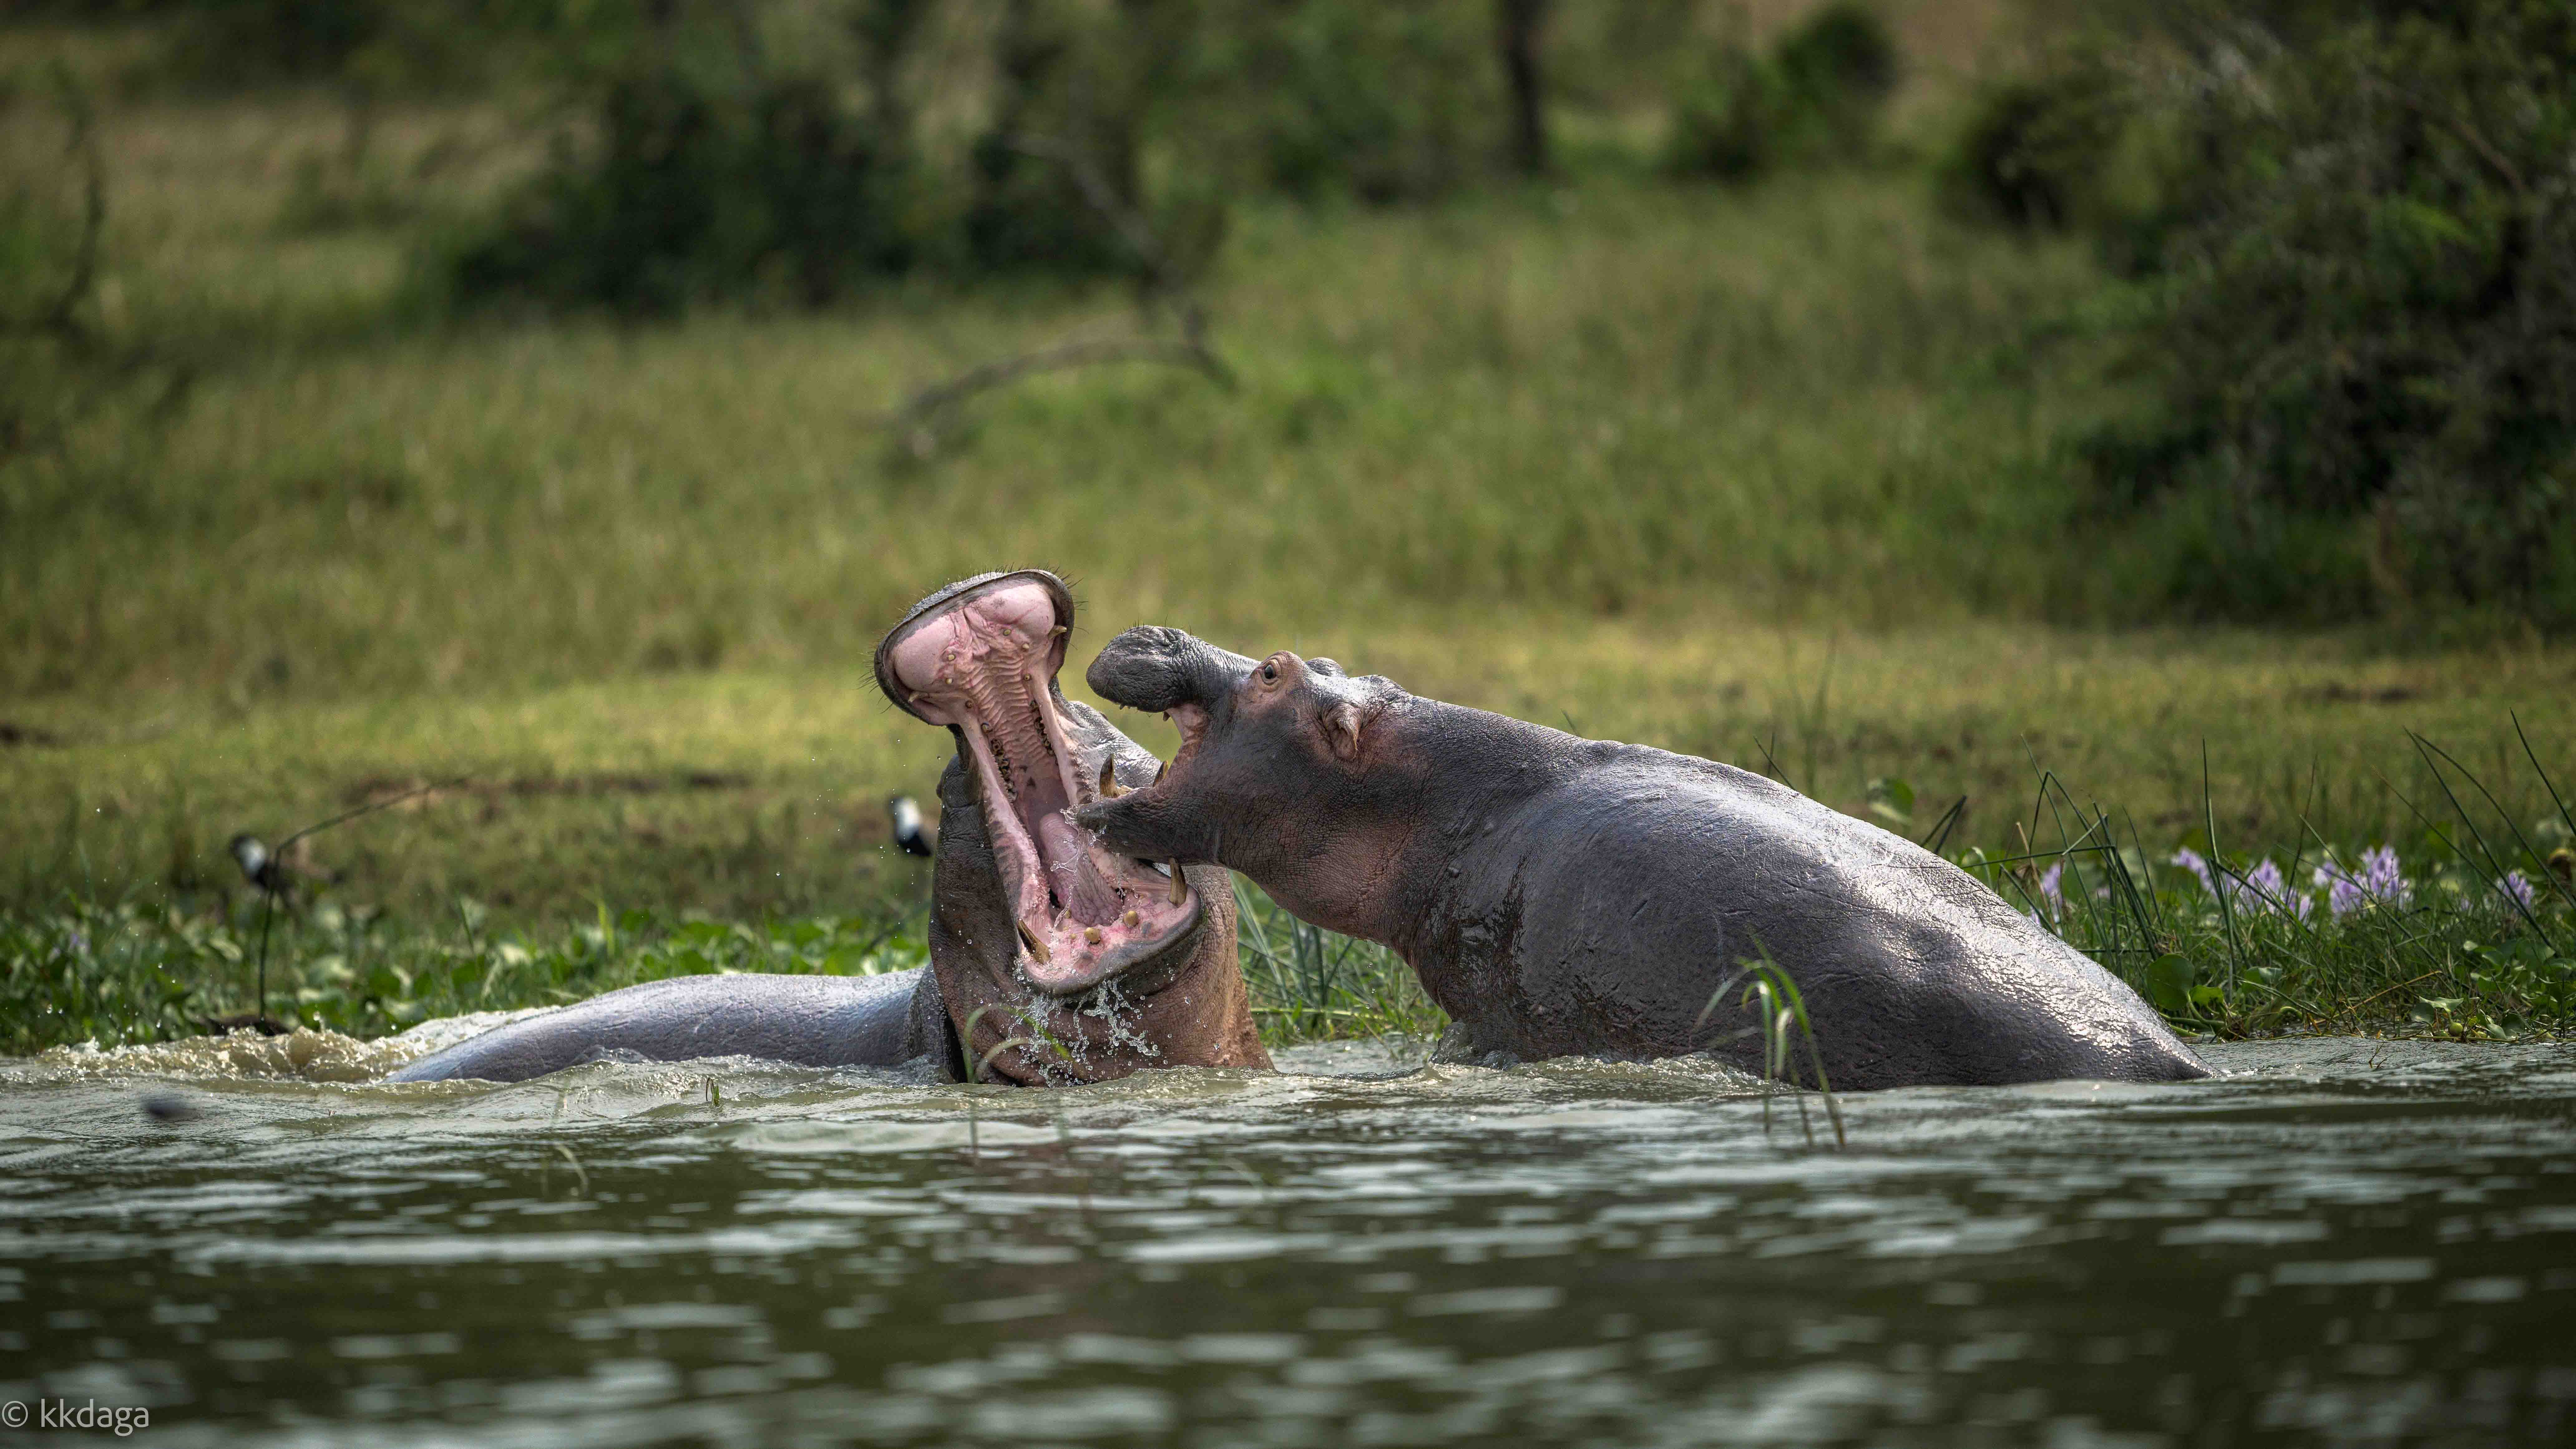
[1006,901,1204,1002]
[1004,879,1202,998]
[955,724,1202,995]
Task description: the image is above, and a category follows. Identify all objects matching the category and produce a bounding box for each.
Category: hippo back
[1429,744,2206,1089]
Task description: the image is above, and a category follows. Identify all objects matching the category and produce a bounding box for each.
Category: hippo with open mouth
[1072,627,2208,1090]
[387,572,1264,1086]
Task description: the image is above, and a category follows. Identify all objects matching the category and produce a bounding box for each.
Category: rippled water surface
[5,1035,2575,1446]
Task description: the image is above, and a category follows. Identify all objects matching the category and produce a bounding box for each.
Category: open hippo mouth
[876,572,1200,997]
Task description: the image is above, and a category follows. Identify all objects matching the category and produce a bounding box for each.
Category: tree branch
[880,133,1234,454]
[2,63,106,345]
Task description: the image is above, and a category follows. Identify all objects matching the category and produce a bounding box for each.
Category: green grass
[5,80,2115,704]
[5,54,2575,1057]
[0,879,1441,1056]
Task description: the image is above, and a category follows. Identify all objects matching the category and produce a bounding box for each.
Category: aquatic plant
[2499,871,2538,913]
[1977,734,2575,1043]
[1233,881,1445,1044]
[2315,846,2414,918]
[0,900,930,1056]
[1697,947,1847,1150]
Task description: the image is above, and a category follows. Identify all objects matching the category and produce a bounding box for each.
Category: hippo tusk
[1170,865,1187,905]
[1016,919,1052,964]
[1099,759,1125,798]
[1153,760,1168,787]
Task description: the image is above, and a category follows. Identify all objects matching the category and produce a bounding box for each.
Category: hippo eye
[1261,662,1278,683]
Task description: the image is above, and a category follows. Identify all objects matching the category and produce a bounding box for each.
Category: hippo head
[876,573,1209,999]
[1075,626,1410,939]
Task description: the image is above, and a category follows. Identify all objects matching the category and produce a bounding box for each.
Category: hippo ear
[1323,702,1363,761]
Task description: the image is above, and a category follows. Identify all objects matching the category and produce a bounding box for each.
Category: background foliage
[1947,0,2576,623]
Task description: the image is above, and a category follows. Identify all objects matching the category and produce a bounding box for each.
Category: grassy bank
[9,627,2574,924]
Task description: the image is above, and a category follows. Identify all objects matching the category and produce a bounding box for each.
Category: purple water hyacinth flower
[2498,870,2536,912]
[2233,858,2311,919]
[2314,846,2412,918]
[2171,848,2219,899]
[2037,861,2066,913]
[2359,846,2411,907]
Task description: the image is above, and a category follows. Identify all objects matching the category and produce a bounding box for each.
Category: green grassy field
[7,58,2573,1054]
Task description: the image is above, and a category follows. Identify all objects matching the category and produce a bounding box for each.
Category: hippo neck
[1345,697,1593,956]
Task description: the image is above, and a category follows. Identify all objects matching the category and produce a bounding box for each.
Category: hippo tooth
[1169,866,1187,905]
[1153,760,1168,787]
[1084,925,1103,945]
[1099,759,1125,798]
[1122,909,1139,928]
[1016,919,1052,964]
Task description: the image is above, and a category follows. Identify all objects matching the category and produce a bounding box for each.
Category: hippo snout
[1087,627,1255,713]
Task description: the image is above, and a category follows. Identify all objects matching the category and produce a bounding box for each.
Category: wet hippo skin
[389,572,1264,1086]
[1073,627,2209,1090]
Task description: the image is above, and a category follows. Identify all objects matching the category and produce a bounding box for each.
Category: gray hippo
[388,571,1265,1086]
[1071,627,2208,1090]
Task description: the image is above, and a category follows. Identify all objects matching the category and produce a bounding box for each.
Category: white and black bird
[227,832,336,906]
[887,795,935,858]
[229,833,285,893]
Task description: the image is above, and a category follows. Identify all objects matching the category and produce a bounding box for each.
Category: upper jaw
[875,569,1075,725]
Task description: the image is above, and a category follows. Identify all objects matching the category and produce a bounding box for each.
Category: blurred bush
[151,0,576,93]
[0,75,97,461]
[1933,51,2134,237]
[447,0,1503,313]
[444,2,934,313]
[0,66,184,477]
[1954,1,2576,624]
[1664,2,1896,183]
[451,65,923,313]
[1187,0,1496,203]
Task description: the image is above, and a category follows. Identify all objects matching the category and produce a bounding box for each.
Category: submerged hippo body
[1075,628,2207,1091]
[389,572,1263,1086]
[382,969,940,1083]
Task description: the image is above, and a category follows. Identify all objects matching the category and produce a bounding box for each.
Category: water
[5,1032,2575,1447]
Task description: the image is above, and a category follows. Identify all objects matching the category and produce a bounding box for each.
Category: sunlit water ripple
[3,1035,2573,1446]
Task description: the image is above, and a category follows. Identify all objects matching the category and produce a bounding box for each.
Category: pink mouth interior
[886,579,1197,994]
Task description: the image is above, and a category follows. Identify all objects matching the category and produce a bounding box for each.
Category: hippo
[1071,627,2209,1090]
[388,571,1266,1086]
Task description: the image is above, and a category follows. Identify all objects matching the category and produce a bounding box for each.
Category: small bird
[228,832,335,900]
[215,833,310,1037]
[887,795,935,858]
[229,833,284,893]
